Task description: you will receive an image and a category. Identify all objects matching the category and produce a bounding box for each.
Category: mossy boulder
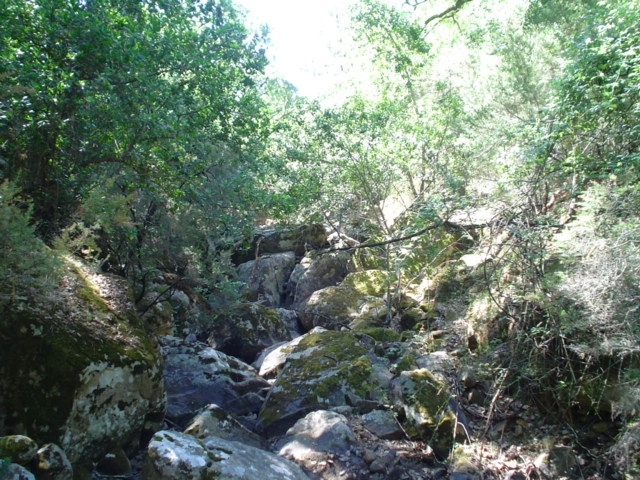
[258,330,391,437]
[290,250,354,306]
[464,293,506,350]
[297,285,388,331]
[391,368,457,458]
[0,435,38,465]
[205,302,295,363]
[352,321,401,342]
[0,257,165,469]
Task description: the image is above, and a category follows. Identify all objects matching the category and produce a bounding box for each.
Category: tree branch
[406,0,474,29]
[324,218,490,252]
[425,0,473,28]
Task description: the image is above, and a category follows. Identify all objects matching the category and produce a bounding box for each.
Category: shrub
[0,181,61,300]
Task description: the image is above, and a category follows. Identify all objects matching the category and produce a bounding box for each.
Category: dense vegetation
[2,0,639,474]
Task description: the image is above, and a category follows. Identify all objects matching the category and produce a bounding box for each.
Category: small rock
[35,443,73,480]
[362,410,404,440]
[184,404,268,450]
[95,447,130,476]
[0,435,38,465]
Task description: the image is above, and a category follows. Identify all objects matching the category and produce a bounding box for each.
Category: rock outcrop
[0,258,165,469]
[161,336,270,427]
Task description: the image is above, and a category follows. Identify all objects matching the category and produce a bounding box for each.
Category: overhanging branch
[404,0,474,29]
[325,218,490,252]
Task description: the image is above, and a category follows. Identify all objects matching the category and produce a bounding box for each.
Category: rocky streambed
[0,224,630,479]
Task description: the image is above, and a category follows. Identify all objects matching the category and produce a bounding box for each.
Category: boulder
[0,258,165,469]
[0,435,38,465]
[145,430,310,480]
[161,336,271,427]
[297,285,388,331]
[391,369,457,458]
[95,447,130,477]
[35,443,73,480]
[237,252,296,307]
[183,404,269,450]
[290,250,354,306]
[2,463,35,480]
[256,224,328,256]
[361,410,404,440]
[204,302,295,363]
[276,410,358,463]
[258,330,391,437]
[252,327,325,378]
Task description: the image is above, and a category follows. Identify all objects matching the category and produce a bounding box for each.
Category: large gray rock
[297,285,388,331]
[276,410,358,463]
[237,252,296,307]
[290,250,354,306]
[161,336,271,427]
[145,430,310,480]
[3,464,35,480]
[258,330,391,437]
[252,327,325,378]
[0,258,165,469]
[361,409,404,440]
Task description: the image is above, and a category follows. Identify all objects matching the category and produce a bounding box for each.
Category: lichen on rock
[0,257,165,469]
[258,330,389,437]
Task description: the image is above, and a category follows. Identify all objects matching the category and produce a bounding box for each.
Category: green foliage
[543,0,640,183]
[0,0,268,238]
[0,182,61,300]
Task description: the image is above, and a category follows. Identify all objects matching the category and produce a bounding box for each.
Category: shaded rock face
[204,302,297,363]
[161,336,270,428]
[391,368,457,458]
[256,224,328,257]
[258,330,391,438]
[237,252,296,307]
[0,259,165,469]
[145,430,310,480]
[233,224,328,264]
[297,285,388,331]
[289,250,354,307]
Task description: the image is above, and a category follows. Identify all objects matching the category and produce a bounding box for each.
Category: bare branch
[324,218,490,253]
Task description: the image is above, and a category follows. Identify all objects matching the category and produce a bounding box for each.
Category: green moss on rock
[395,368,456,457]
[297,285,387,330]
[0,257,164,467]
[258,330,380,437]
